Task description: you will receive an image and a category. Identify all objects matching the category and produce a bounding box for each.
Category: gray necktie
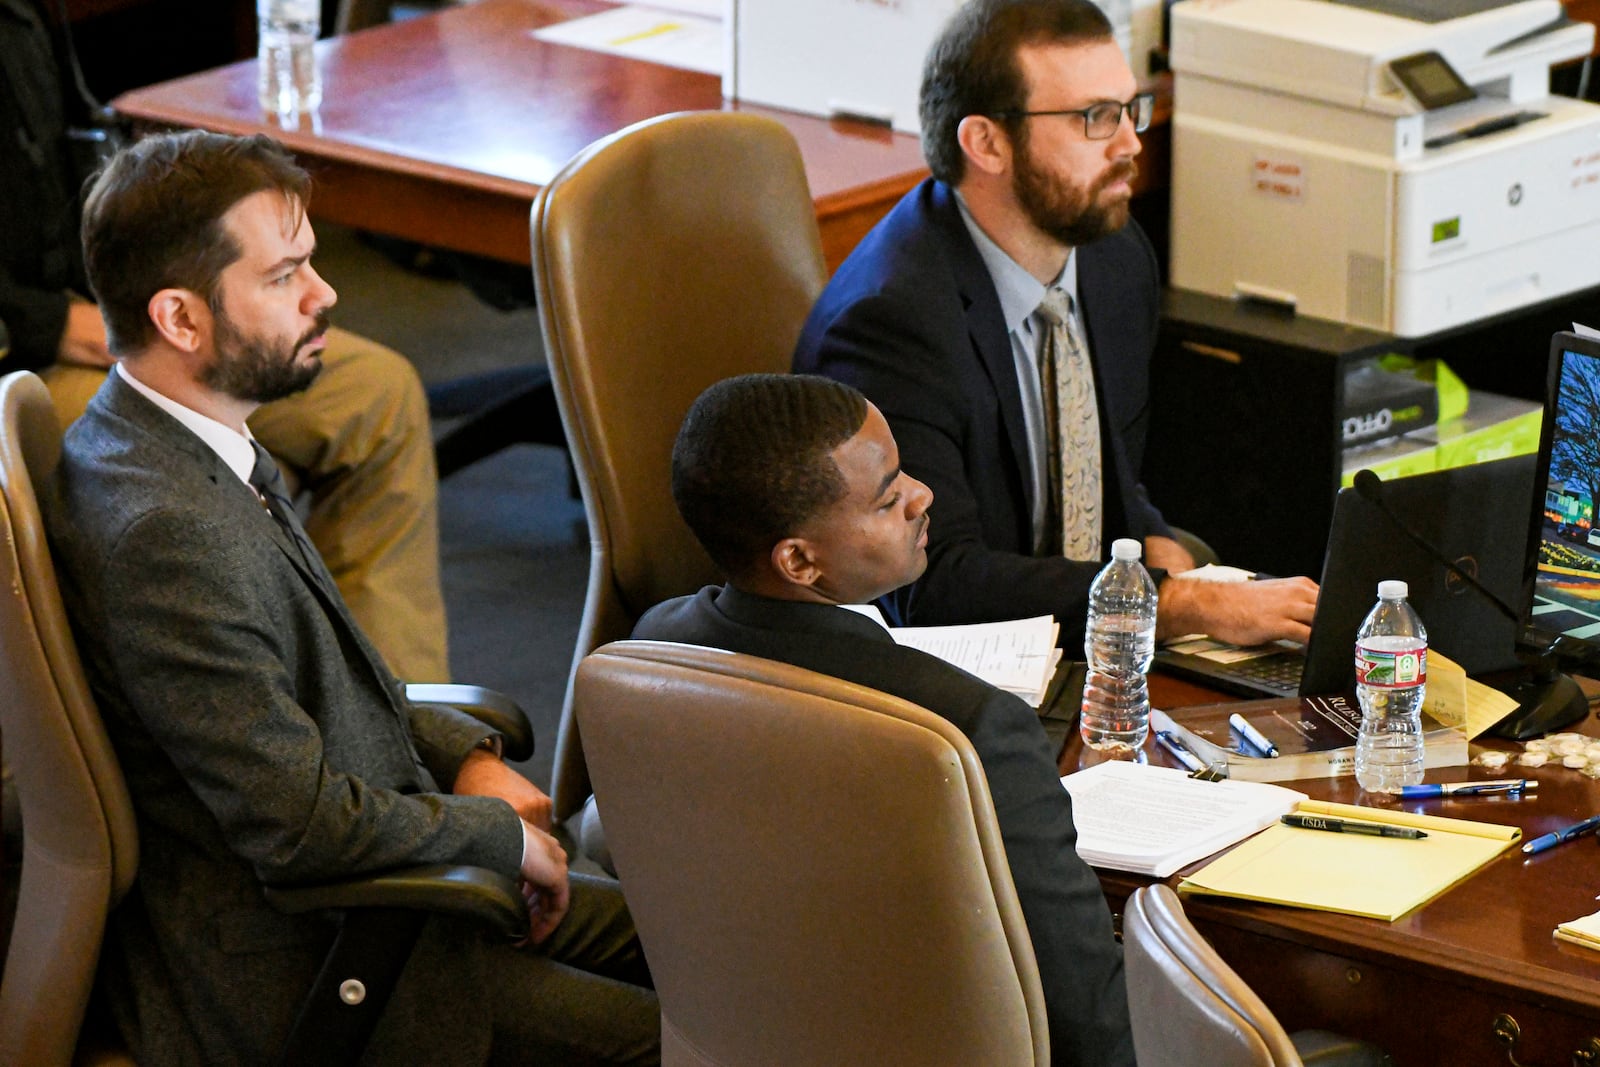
[249,440,330,589]
[249,441,411,708]
[1036,287,1102,560]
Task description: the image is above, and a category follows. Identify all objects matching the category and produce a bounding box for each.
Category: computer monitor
[1524,333,1600,651]
[1507,330,1600,737]
[1301,455,1533,696]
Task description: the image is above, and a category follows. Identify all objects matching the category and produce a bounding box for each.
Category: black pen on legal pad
[1280,813,1427,839]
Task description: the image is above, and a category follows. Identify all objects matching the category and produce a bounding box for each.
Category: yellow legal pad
[1555,910,1600,951]
[1177,799,1522,921]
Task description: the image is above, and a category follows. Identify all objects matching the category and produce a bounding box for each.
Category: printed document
[532,6,723,75]
[1060,760,1305,877]
[890,615,1062,706]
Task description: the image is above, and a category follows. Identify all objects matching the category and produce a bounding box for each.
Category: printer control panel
[1390,50,1478,109]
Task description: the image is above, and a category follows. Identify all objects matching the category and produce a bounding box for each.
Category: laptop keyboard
[1224,654,1304,692]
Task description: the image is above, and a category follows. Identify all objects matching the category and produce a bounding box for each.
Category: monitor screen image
[1525,333,1600,656]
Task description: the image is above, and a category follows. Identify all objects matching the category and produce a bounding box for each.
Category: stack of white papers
[1061,761,1305,877]
[888,615,1063,706]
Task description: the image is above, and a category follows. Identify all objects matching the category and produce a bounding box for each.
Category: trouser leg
[39,363,104,433]
[488,872,660,1066]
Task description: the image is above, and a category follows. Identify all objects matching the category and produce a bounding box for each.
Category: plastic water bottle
[258,0,322,118]
[1354,580,1428,793]
[1080,538,1158,755]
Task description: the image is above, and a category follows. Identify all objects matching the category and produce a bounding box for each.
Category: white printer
[1168,0,1600,336]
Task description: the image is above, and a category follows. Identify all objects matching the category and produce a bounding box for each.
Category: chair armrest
[405,682,534,761]
[264,864,530,939]
[265,865,529,1064]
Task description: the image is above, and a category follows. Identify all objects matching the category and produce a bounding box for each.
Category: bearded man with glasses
[794,0,1319,655]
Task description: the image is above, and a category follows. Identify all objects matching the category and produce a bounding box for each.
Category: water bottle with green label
[1354,580,1428,793]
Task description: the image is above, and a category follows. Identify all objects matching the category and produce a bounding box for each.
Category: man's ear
[146,288,210,354]
[770,537,824,590]
[957,114,1013,178]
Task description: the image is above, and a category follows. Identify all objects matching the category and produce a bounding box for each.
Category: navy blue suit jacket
[633,585,1135,1067]
[794,178,1169,648]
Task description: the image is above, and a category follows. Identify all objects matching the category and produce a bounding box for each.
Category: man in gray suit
[45,130,658,1066]
[634,373,1134,1067]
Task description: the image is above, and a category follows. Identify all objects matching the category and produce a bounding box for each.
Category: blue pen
[1521,812,1600,854]
[1401,779,1537,799]
[1229,713,1279,757]
[1155,731,1207,774]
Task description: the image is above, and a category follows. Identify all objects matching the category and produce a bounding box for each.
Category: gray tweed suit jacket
[45,371,525,1066]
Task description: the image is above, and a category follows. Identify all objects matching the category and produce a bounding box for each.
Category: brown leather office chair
[0,371,528,1066]
[574,639,1050,1066]
[1123,884,1392,1067]
[532,110,828,824]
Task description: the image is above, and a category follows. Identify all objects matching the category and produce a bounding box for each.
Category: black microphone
[1353,469,1592,739]
[1349,468,1522,624]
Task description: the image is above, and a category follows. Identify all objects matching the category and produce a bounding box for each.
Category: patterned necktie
[249,442,412,710]
[1035,287,1102,560]
[248,440,330,590]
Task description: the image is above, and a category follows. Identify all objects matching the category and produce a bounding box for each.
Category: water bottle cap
[1110,538,1142,561]
[1378,579,1408,599]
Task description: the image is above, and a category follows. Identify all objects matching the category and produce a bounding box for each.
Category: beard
[202,305,327,404]
[1012,133,1138,248]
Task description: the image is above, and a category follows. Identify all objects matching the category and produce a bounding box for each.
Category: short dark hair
[81,130,311,355]
[672,374,869,582]
[919,0,1112,185]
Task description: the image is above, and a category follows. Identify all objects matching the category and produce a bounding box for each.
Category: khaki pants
[43,326,450,681]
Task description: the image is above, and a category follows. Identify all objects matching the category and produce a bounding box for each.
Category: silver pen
[1155,730,1207,774]
[1229,712,1279,757]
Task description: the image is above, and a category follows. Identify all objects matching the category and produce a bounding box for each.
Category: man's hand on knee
[519,822,571,945]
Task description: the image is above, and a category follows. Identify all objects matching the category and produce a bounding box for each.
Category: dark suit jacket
[633,585,1135,1067]
[45,373,524,1066]
[794,178,1169,649]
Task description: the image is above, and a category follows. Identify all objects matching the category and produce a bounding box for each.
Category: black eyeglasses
[993,92,1155,140]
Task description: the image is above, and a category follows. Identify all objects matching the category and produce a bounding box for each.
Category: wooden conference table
[1062,675,1600,1066]
[109,0,934,273]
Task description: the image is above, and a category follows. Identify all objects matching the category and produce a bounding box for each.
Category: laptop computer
[1154,453,1535,698]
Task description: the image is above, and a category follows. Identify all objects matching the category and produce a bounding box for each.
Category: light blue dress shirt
[953,193,1080,554]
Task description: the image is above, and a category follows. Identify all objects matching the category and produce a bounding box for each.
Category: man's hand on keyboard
[1157,575,1319,646]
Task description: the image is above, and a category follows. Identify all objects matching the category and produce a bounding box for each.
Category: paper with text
[890,615,1061,705]
[1422,649,1518,739]
[1060,760,1304,877]
[532,6,723,75]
